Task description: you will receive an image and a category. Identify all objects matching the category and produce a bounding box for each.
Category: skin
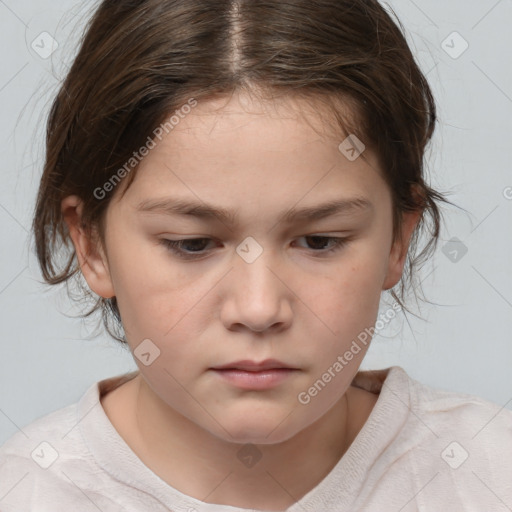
[61,90,421,510]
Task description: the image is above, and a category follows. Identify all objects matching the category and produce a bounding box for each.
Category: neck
[125,374,369,510]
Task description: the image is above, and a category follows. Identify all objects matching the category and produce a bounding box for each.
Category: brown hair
[33,0,458,344]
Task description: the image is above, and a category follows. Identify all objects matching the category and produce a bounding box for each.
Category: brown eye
[294,235,349,255]
[161,238,214,259]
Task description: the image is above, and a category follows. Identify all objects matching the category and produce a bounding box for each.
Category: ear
[381,206,422,292]
[61,195,115,298]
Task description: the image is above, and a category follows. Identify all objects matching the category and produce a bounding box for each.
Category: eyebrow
[136,195,373,226]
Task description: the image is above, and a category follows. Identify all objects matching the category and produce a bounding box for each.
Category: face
[66,91,417,445]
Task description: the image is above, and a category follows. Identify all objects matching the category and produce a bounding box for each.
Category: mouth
[209,360,299,390]
[210,359,297,372]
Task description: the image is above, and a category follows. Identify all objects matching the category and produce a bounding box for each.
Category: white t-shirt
[0,366,510,511]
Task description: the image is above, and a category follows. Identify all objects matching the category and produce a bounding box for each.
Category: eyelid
[160,234,351,260]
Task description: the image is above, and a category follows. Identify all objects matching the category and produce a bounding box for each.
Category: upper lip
[211,359,296,371]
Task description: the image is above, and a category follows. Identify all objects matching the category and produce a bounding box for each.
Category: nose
[219,248,293,333]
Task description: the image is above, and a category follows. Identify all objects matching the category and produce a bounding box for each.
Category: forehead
[175,90,359,145]
[111,90,386,215]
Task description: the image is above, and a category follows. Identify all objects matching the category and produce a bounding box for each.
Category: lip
[211,368,297,390]
[210,359,296,372]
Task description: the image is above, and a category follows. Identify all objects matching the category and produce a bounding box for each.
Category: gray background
[1,0,511,446]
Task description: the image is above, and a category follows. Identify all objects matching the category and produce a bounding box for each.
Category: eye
[161,235,349,261]
[161,238,215,260]
[293,235,349,255]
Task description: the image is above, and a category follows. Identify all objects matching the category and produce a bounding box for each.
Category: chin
[209,414,305,446]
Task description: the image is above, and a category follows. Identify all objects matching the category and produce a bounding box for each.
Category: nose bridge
[222,235,292,331]
[234,235,279,299]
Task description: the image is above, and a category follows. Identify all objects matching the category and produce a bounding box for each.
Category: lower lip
[211,368,297,390]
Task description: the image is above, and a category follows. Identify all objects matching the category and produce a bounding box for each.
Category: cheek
[309,259,384,333]
[109,253,219,372]
[303,272,381,394]
[105,242,177,339]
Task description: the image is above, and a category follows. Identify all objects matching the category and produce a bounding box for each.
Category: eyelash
[161,236,349,260]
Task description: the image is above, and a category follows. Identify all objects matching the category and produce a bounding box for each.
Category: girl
[1,0,510,510]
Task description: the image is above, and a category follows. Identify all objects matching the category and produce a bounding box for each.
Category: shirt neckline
[78,366,411,511]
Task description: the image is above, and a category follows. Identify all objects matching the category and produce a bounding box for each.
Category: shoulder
[0,401,84,476]
[0,383,119,511]
[354,366,512,439]
[352,367,512,509]
[348,367,512,509]
[403,368,512,441]
[389,367,512,507]
[1,400,77,451]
